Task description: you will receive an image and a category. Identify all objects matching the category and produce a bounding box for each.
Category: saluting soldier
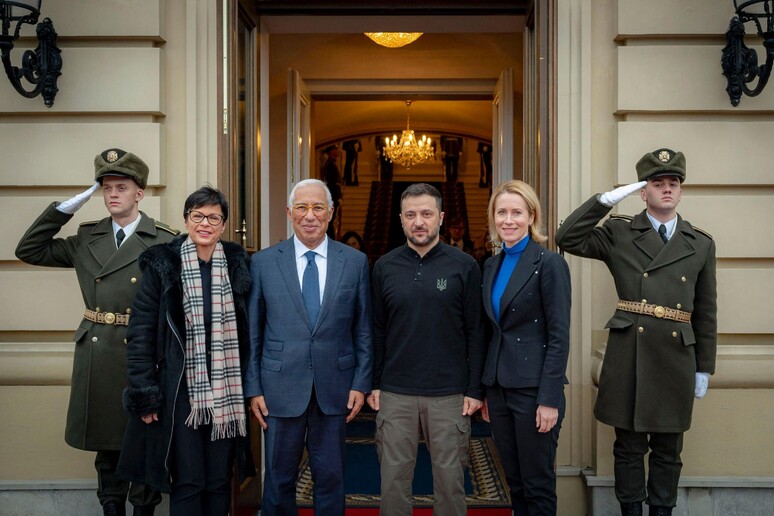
[15,149,178,516]
[555,148,717,516]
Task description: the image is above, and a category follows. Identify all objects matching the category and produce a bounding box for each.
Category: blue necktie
[116,228,125,248]
[302,250,320,326]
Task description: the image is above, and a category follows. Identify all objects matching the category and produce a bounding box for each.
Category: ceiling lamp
[364,32,423,48]
[384,100,434,169]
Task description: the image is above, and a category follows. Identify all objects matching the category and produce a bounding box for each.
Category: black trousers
[95,450,160,507]
[170,382,236,516]
[613,427,684,508]
[486,385,564,516]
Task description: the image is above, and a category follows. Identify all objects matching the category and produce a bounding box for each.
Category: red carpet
[299,510,511,515]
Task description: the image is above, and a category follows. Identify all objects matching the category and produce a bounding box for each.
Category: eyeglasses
[292,203,328,215]
[187,210,224,225]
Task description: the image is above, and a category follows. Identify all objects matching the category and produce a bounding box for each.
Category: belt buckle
[653,305,666,318]
[103,312,116,325]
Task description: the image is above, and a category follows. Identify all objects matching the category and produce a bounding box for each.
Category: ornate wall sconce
[721,0,774,106]
[0,0,61,107]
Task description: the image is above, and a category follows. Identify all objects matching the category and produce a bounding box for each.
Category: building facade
[0,1,772,514]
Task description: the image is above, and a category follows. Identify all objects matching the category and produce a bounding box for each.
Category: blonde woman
[480,180,571,515]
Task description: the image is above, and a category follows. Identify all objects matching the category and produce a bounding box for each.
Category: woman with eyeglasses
[118,186,254,516]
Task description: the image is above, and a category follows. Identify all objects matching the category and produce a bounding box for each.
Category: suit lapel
[631,211,662,262]
[482,252,502,323]
[86,217,117,268]
[645,216,697,272]
[317,242,345,327]
[277,238,310,328]
[498,240,541,320]
[98,215,160,276]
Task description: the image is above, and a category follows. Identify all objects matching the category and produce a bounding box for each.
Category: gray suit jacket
[244,237,372,417]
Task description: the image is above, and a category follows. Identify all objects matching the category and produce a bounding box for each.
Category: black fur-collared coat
[116,234,255,493]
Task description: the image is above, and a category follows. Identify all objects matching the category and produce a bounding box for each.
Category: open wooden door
[220,0,261,254]
[493,68,515,187]
[524,0,558,246]
[219,0,262,512]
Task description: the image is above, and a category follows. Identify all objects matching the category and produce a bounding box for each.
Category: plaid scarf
[180,236,247,440]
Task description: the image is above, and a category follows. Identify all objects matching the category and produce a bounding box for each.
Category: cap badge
[658,150,671,163]
[106,150,119,163]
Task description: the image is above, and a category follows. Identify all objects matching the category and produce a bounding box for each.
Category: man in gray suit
[244,178,372,515]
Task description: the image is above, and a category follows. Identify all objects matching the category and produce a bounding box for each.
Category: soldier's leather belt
[84,308,130,326]
[616,300,691,323]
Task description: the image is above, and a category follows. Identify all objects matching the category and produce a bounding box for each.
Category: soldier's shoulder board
[155,221,180,235]
[692,225,713,240]
[79,220,99,227]
[609,213,633,222]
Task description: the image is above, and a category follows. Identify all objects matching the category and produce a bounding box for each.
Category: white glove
[598,181,647,207]
[695,372,710,399]
[56,183,100,215]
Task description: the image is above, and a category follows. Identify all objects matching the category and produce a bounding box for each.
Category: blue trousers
[261,390,347,516]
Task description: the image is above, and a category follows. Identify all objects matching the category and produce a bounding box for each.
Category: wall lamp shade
[722,0,774,106]
[0,0,61,107]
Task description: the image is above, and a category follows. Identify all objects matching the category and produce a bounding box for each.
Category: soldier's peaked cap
[636,148,685,183]
[94,148,149,189]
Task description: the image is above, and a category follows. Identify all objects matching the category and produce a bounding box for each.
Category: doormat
[295,435,510,508]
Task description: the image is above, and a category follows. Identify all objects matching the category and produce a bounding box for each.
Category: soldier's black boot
[132,505,155,516]
[620,501,643,515]
[103,501,126,516]
[649,506,673,516]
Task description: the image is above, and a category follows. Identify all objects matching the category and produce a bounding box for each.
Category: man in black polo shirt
[367,183,486,516]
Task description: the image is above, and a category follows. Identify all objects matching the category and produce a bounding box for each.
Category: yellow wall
[558,0,774,481]
[0,0,209,481]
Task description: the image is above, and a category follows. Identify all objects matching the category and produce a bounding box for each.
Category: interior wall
[266,31,523,244]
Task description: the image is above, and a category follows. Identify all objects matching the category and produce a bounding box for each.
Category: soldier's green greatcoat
[15,203,177,450]
[555,196,717,433]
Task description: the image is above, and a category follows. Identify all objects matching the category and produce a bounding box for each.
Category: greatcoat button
[676,303,682,309]
[95,307,100,312]
[641,299,647,303]
[672,331,678,337]
[92,336,98,342]
[126,308,132,314]
[638,327,644,333]
[131,277,137,284]
[681,276,686,282]
[643,272,649,278]
[124,339,128,345]
[96,278,101,283]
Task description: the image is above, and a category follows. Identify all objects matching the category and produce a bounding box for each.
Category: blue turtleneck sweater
[491,235,530,321]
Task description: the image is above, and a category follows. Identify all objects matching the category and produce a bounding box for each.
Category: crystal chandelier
[364,32,423,48]
[384,101,435,169]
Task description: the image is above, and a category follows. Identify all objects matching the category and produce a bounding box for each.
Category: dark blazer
[555,195,717,433]
[244,237,372,417]
[481,238,571,409]
[15,203,177,450]
[117,235,255,493]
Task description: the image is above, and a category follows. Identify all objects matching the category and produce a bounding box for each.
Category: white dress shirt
[293,235,328,305]
[646,212,676,241]
[112,213,142,247]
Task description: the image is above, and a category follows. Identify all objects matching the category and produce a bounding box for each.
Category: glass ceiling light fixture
[364,32,423,48]
[384,100,434,169]
[722,0,774,106]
